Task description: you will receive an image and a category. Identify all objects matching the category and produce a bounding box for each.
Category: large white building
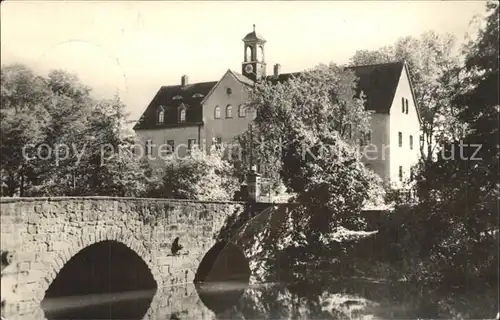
[133,26,422,188]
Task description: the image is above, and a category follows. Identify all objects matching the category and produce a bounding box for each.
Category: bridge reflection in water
[40,279,498,320]
[194,241,250,315]
[39,240,497,319]
[40,240,252,319]
[41,289,156,319]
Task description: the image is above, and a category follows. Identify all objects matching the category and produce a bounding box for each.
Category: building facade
[133,26,422,188]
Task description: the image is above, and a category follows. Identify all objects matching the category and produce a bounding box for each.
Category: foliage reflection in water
[38,241,497,319]
[40,279,497,319]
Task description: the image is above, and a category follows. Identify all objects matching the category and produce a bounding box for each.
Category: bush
[148,147,239,201]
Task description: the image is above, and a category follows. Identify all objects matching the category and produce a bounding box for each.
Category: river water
[41,279,498,319]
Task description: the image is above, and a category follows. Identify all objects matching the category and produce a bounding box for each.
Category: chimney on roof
[273,64,281,77]
[181,75,188,86]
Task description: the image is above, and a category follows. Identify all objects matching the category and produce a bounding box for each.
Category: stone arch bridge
[0,197,284,320]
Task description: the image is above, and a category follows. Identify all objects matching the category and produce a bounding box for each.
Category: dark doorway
[41,240,157,319]
[194,242,250,314]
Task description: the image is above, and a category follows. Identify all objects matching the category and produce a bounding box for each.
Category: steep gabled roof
[133,61,408,130]
[133,81,217,130]
[402,62,422,124]
[199,69,253,106]
[231,70,254,86]
[261,62,404,114]
[347,61,404,113]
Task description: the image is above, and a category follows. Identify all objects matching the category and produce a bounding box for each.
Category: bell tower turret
[242,24,266,82]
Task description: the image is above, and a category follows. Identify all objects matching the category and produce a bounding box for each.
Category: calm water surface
[41,279,498,319]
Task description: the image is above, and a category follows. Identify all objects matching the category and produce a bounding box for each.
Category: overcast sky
[1,1,488,122]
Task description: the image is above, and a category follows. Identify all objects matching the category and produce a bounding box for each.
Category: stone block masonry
[0,196,250,319]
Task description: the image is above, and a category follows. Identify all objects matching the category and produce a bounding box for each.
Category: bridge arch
[195,241,250,283]
[38,229,163,304]
[194,241,251,315]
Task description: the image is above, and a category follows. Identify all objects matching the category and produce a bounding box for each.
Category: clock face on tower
[244,64,254,74]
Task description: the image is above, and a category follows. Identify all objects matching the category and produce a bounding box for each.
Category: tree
[71,96,152,197]
[438,1,499,282]
[350,31,465,164]
[238,62,373,190]
[1,64,153,197]
[386,2,499,286]
[349,46,394,65]
[148,147,239,201]
[242,63,384,232]
[27,70,95,195]
[458,1,499,130]
[0,64,52,196]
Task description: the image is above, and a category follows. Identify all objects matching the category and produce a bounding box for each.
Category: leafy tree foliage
[375,2,499,287]
[231,63,386,280]
[147,147,239,201]
[237,63,373,187]
[0,64,52,196]
[1,64,151,197]
[248,63,382,214]
[40,96,152,197]
[429,1,499,284]
[349,46,394,65]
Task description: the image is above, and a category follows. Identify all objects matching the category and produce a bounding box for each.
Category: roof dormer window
[180,109,186,123]
[157,106,165,124]
[173,95,183,100]
[178,104,186,123]
[192,93,204,98]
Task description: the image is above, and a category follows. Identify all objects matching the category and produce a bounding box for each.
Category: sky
[1,1,488,122]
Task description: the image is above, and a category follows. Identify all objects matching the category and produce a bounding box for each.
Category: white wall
[202,71,255,147]
[362,113,391,183]
[135,126,202,167]
[134,65,421,189]
[389,64,421,188]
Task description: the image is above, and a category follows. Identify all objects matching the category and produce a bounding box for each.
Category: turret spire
[242,24,266,81]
